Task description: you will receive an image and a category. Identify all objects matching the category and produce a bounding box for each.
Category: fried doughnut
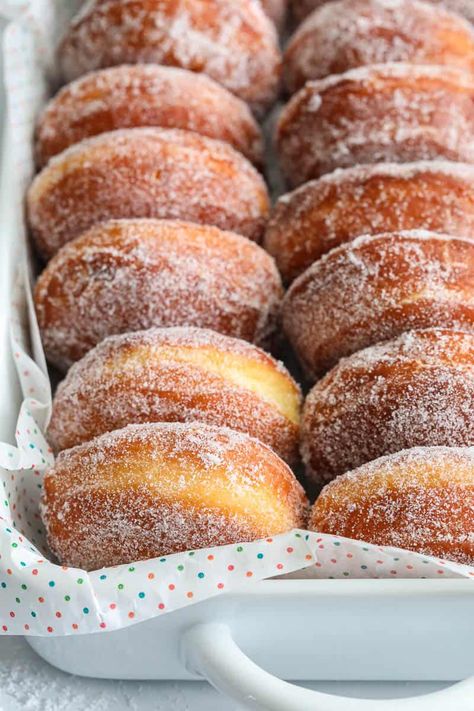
[58,0,281,116]
[41,422,308,570]
[302,329,474,484]
[276,63,474,186]
[291,0,474,24]
[35,65,264,169]
[264,161,474,283]
[34,219,283,371]
[27,127,270,260]
[282,230,474,380]
[310,446,474,565]
[284,0,474,93]
[47,326,301,463]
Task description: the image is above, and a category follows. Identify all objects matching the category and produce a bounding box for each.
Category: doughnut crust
[47,326,301,463]
[276,63,474,186]
[282,230,474,380]
[35,65,264,169]
[291,0,474,24]
[34,219,283,371]
[41,422,309,570]
[27,127,270,260]
[264,161,474,283]
[302,329,474,484]
[310,446,474,565]
[262,0,287,28]
[58,0,281,116]
[284,0,474,93]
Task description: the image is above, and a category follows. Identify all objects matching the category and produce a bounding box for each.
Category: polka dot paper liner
[1,9,473,638]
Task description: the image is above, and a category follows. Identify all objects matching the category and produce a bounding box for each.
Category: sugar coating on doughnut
[35,219,283,371]
[35,64,264,168]
[276,63,474,185]
[58,0,281,116]
[284,0,474,92]
[310,446,474,564]
[47,326,301,461]
[27,126,270,259]
[283,230,474,379]
[265,161,474,282]
[302,329,474,483]
[41,422,308,570]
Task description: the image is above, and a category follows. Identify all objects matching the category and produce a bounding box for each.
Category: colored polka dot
[109,603,116,610]
[77,578,84,584]
[147,573,155,580]
[99,574,107,580]
[128,567,135,572]
[228,565,234,571]
[9,611,15,618]
[138,592,145,599]
[118,583,124,590]
[207,555,214,561]
[47,627,53,633]
[100,622,106,629]
[186,592,193,598]
[56,612,62,618]
[64,595,71,602]
[217,583,224,589]
[31,612,36,618]
[257,553,264,559]
[236,546,243,552]
[48,580,55,587]
[177,565,184,572]
[361,565,367,570]
[128,612,135,619]
[333,542,341,546]
[287,547,294,553]
[15,597,20,604]
[24,624,29,631]
[1,583,6,589]
[246,571,253,577]
[83,607,89,614]
[188,552,195,557]
[21,584,27,590]
[2,626,7,632]
[158,603,165,610]
[72,624,78,630]
[38,597,44,603]
[169,584,175,591]
[197,572,205,579]
[276,564,283,570]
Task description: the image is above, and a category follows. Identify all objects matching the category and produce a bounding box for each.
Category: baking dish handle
[182,623,474,710]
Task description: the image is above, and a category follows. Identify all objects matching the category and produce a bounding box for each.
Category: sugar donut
[58,0,281,116]
[41,422,308,570]
[34,219,283,371]
[27,127,270,260]
[47,326,301,463]
[282,230,474,380]
[264,161,474,283]
[302,329,474,484]
[35,65,264,169]
[310,446,474,565]
[276,63,474,186]
[284,0,474,94]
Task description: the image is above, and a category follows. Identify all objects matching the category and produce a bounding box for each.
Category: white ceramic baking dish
[1,8,474,709]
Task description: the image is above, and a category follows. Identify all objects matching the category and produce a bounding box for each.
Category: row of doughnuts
[33,0,474,569]
[34,0,308,571]
[277,0,474,564]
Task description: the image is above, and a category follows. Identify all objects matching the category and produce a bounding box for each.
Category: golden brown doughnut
[264,161,474,283]
[282,230,474,380]
[58,0,281,116]
[47,326,301,463]
[27,127,270,260]
[309,446,474,565]
[35,65,264,169]
[41,422,308,570]
[302,329,474,484]
[276,63,474,187]
[34,219,283,371]
[284,0,474,93]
